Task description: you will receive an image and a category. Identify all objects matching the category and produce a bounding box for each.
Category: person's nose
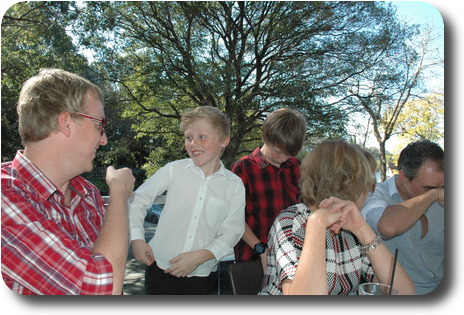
[100,132,108,146]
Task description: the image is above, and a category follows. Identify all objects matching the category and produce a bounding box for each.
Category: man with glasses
[1,68,135,295]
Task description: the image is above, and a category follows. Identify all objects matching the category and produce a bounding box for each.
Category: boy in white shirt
[129,106,245,294]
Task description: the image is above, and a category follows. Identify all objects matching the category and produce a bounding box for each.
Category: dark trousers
[145,262,214,295]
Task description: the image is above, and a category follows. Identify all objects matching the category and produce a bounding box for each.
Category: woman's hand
[308,206,343,230]
[319,196,366,234]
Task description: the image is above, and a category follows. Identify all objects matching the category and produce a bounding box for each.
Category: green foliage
[1,2,88,160]
[395,93,444,146]
[2,1,436,185]
[66,1,409,170]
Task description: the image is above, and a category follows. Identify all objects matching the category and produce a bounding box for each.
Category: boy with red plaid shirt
[231,108,306,270]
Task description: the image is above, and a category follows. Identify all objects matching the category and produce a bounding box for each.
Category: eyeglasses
[71,112,107,136]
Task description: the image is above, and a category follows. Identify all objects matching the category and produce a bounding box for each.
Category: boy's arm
[231,160,260,250]
[241,223,261,249]
[241,223,268,270]
[128,163,170,241]
[165,250,215,277]
[131,239,155,266]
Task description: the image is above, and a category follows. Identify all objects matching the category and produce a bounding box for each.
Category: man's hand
[437,188,444,206]
[106,166,135,200]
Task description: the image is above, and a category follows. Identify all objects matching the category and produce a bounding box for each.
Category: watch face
[255,243,266,254]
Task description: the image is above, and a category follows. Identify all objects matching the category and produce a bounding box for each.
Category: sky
[0,0,462,313]
[349,1,445,154]
[393,0,444,25]
[393,1,444,66]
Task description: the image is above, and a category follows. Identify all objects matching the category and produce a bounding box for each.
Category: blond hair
[180,106,230,141]
[300,140,376,207]
[17,68,103,145]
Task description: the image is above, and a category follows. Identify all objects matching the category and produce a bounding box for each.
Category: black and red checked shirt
[231,147,300,262]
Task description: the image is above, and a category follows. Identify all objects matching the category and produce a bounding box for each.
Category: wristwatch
[253,242,267,255]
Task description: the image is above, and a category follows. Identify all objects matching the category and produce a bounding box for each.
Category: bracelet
[360,235,383,257]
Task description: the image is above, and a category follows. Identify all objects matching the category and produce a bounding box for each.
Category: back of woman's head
[17,68,103,145]
[300,140,376,207]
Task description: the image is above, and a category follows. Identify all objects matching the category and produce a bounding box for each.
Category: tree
[3,1,421,182]
[69,1,407,169]
[1,1,89,161]
[394,92,444,148]
[1,2,149,190]
[340,23,443,181]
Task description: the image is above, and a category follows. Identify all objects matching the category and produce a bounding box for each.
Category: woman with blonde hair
[260,140,414,295]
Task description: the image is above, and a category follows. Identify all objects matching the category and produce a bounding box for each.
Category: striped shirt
[1,151,113,295]
[259,203,375,295]
[231,147,300,261]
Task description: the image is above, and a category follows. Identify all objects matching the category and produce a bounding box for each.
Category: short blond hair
[300,140,376,207]
[17,68,103,144]
[180,106,230,141]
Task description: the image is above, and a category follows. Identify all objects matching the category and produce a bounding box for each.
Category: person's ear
[221,136,230,148]
[398,169,408,182]
[58,112,72,137]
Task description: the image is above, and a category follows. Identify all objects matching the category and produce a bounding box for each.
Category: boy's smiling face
[184,118,230,176]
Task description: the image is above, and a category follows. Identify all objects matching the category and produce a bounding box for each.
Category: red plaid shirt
[231,147,300,261]
[1,151,113,295]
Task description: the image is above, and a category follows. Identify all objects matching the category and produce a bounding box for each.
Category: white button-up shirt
[129,158,245,276]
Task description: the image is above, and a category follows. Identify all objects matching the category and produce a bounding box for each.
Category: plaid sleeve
[361,255,376,283]
[1,189,114,295]
[273,207,304,284]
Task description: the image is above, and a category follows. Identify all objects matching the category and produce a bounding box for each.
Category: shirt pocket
[205,197,228,227]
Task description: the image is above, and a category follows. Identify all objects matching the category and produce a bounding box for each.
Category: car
[102,196,110,207]
[144,204,163,224]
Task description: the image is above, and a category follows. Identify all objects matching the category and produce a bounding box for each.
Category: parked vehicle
[102,195,163,224]
[102,196,110,207]
[145,204,163,224]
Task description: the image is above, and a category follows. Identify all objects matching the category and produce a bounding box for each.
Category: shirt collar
[185,158,228,177]
[387,175,403,201]
[215,161,228,177]
[12,150,88,200]
[252,147,269,169]
[251,146,299,170]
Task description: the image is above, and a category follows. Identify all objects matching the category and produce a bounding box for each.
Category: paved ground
[121,221,154,295]
[121,221,233,295]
